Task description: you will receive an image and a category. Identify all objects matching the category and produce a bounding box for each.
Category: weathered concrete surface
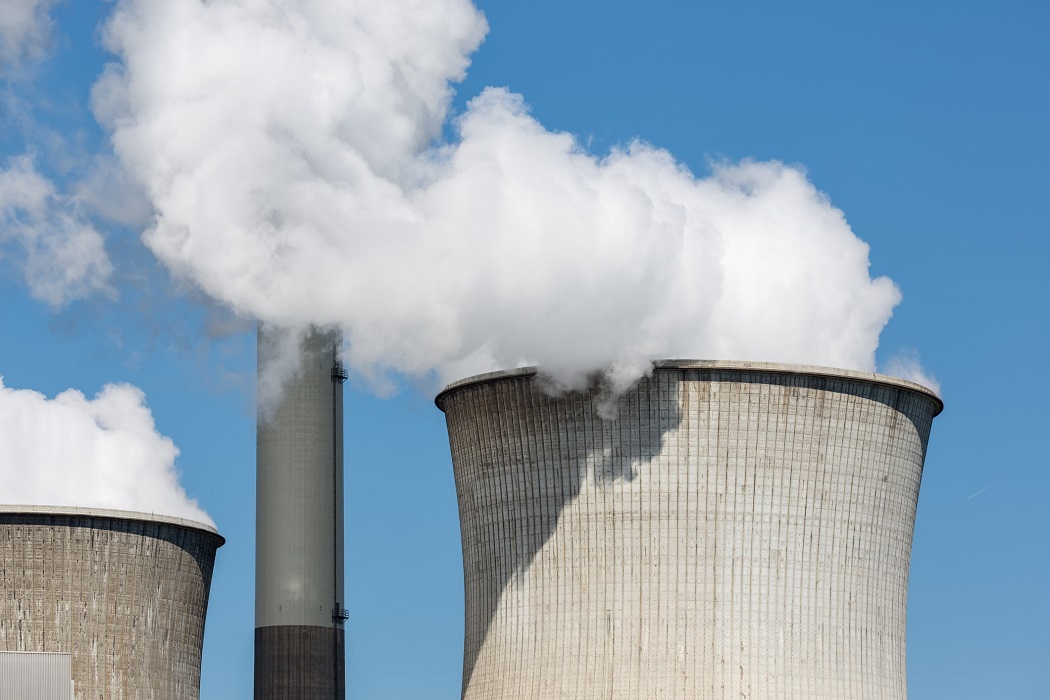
[0,506,223,700]
[255,625,345,700]
[437,361,942,700]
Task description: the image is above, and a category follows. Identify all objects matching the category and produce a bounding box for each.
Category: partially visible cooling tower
[0,505,224,700]
[436,361,942,700]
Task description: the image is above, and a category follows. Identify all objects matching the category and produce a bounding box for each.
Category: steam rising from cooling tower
[438,363,942,699]
[0,376,211,524]
[90,0,932,394]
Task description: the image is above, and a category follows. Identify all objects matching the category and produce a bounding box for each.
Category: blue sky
[1,1,1048,698]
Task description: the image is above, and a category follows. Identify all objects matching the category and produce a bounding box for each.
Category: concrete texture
[256,326,346,699]
[436,361,942,700]
[0,506,223,700]
[255,625,345,699]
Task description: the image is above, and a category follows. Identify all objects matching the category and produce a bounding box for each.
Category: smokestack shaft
[255,326,346,699]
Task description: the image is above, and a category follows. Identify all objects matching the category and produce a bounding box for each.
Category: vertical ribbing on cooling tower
[437,363,941,700]
[255,326,346,700]
[0,507,223,700]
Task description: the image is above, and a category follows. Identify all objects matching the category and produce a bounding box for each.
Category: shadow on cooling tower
[438,364,941,699]
[439,369,683,693]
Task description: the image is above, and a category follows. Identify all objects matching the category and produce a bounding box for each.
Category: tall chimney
[255,326,347,699]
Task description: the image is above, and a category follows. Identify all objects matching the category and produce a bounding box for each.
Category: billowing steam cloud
[0,155,113,307]
[90,0,925,392]
[0,376,212,524]
[0,8,204,523]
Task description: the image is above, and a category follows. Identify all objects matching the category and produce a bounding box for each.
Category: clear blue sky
[1,1,1048,698]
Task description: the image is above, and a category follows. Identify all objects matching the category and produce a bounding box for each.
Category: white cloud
[0,375,212,525]
[0,0,59,68]
[0,154,113,306]
[93,0,928,391]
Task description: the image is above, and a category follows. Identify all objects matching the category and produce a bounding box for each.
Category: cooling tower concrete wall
[0,505,223,700]
[436,361,942,700]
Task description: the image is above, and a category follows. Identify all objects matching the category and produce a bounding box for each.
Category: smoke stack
[255,326,347,699]
[437,361,941,700]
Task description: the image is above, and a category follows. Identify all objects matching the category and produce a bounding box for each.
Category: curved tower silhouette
[437,361,941,700]
[0,505,223,700]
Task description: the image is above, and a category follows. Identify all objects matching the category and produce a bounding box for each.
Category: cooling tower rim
[0,504,224,544]
[435,359,943,415]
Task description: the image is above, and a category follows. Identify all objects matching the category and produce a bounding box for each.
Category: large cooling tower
[0,505,224,700]
[436,361,942,700]
[256,326,347,699]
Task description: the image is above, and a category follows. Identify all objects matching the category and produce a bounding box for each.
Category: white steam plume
[92,0,925,391]
[0,376,212,525]
[0,155,113,307]
[883,350,941,396]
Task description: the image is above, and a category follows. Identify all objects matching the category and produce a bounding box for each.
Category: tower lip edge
[0,504,225,544]
[434,359,944,416]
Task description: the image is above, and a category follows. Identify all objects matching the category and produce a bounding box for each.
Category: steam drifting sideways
[0,156,112,307]
[92,0,932,391]
[0,376,212,525]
